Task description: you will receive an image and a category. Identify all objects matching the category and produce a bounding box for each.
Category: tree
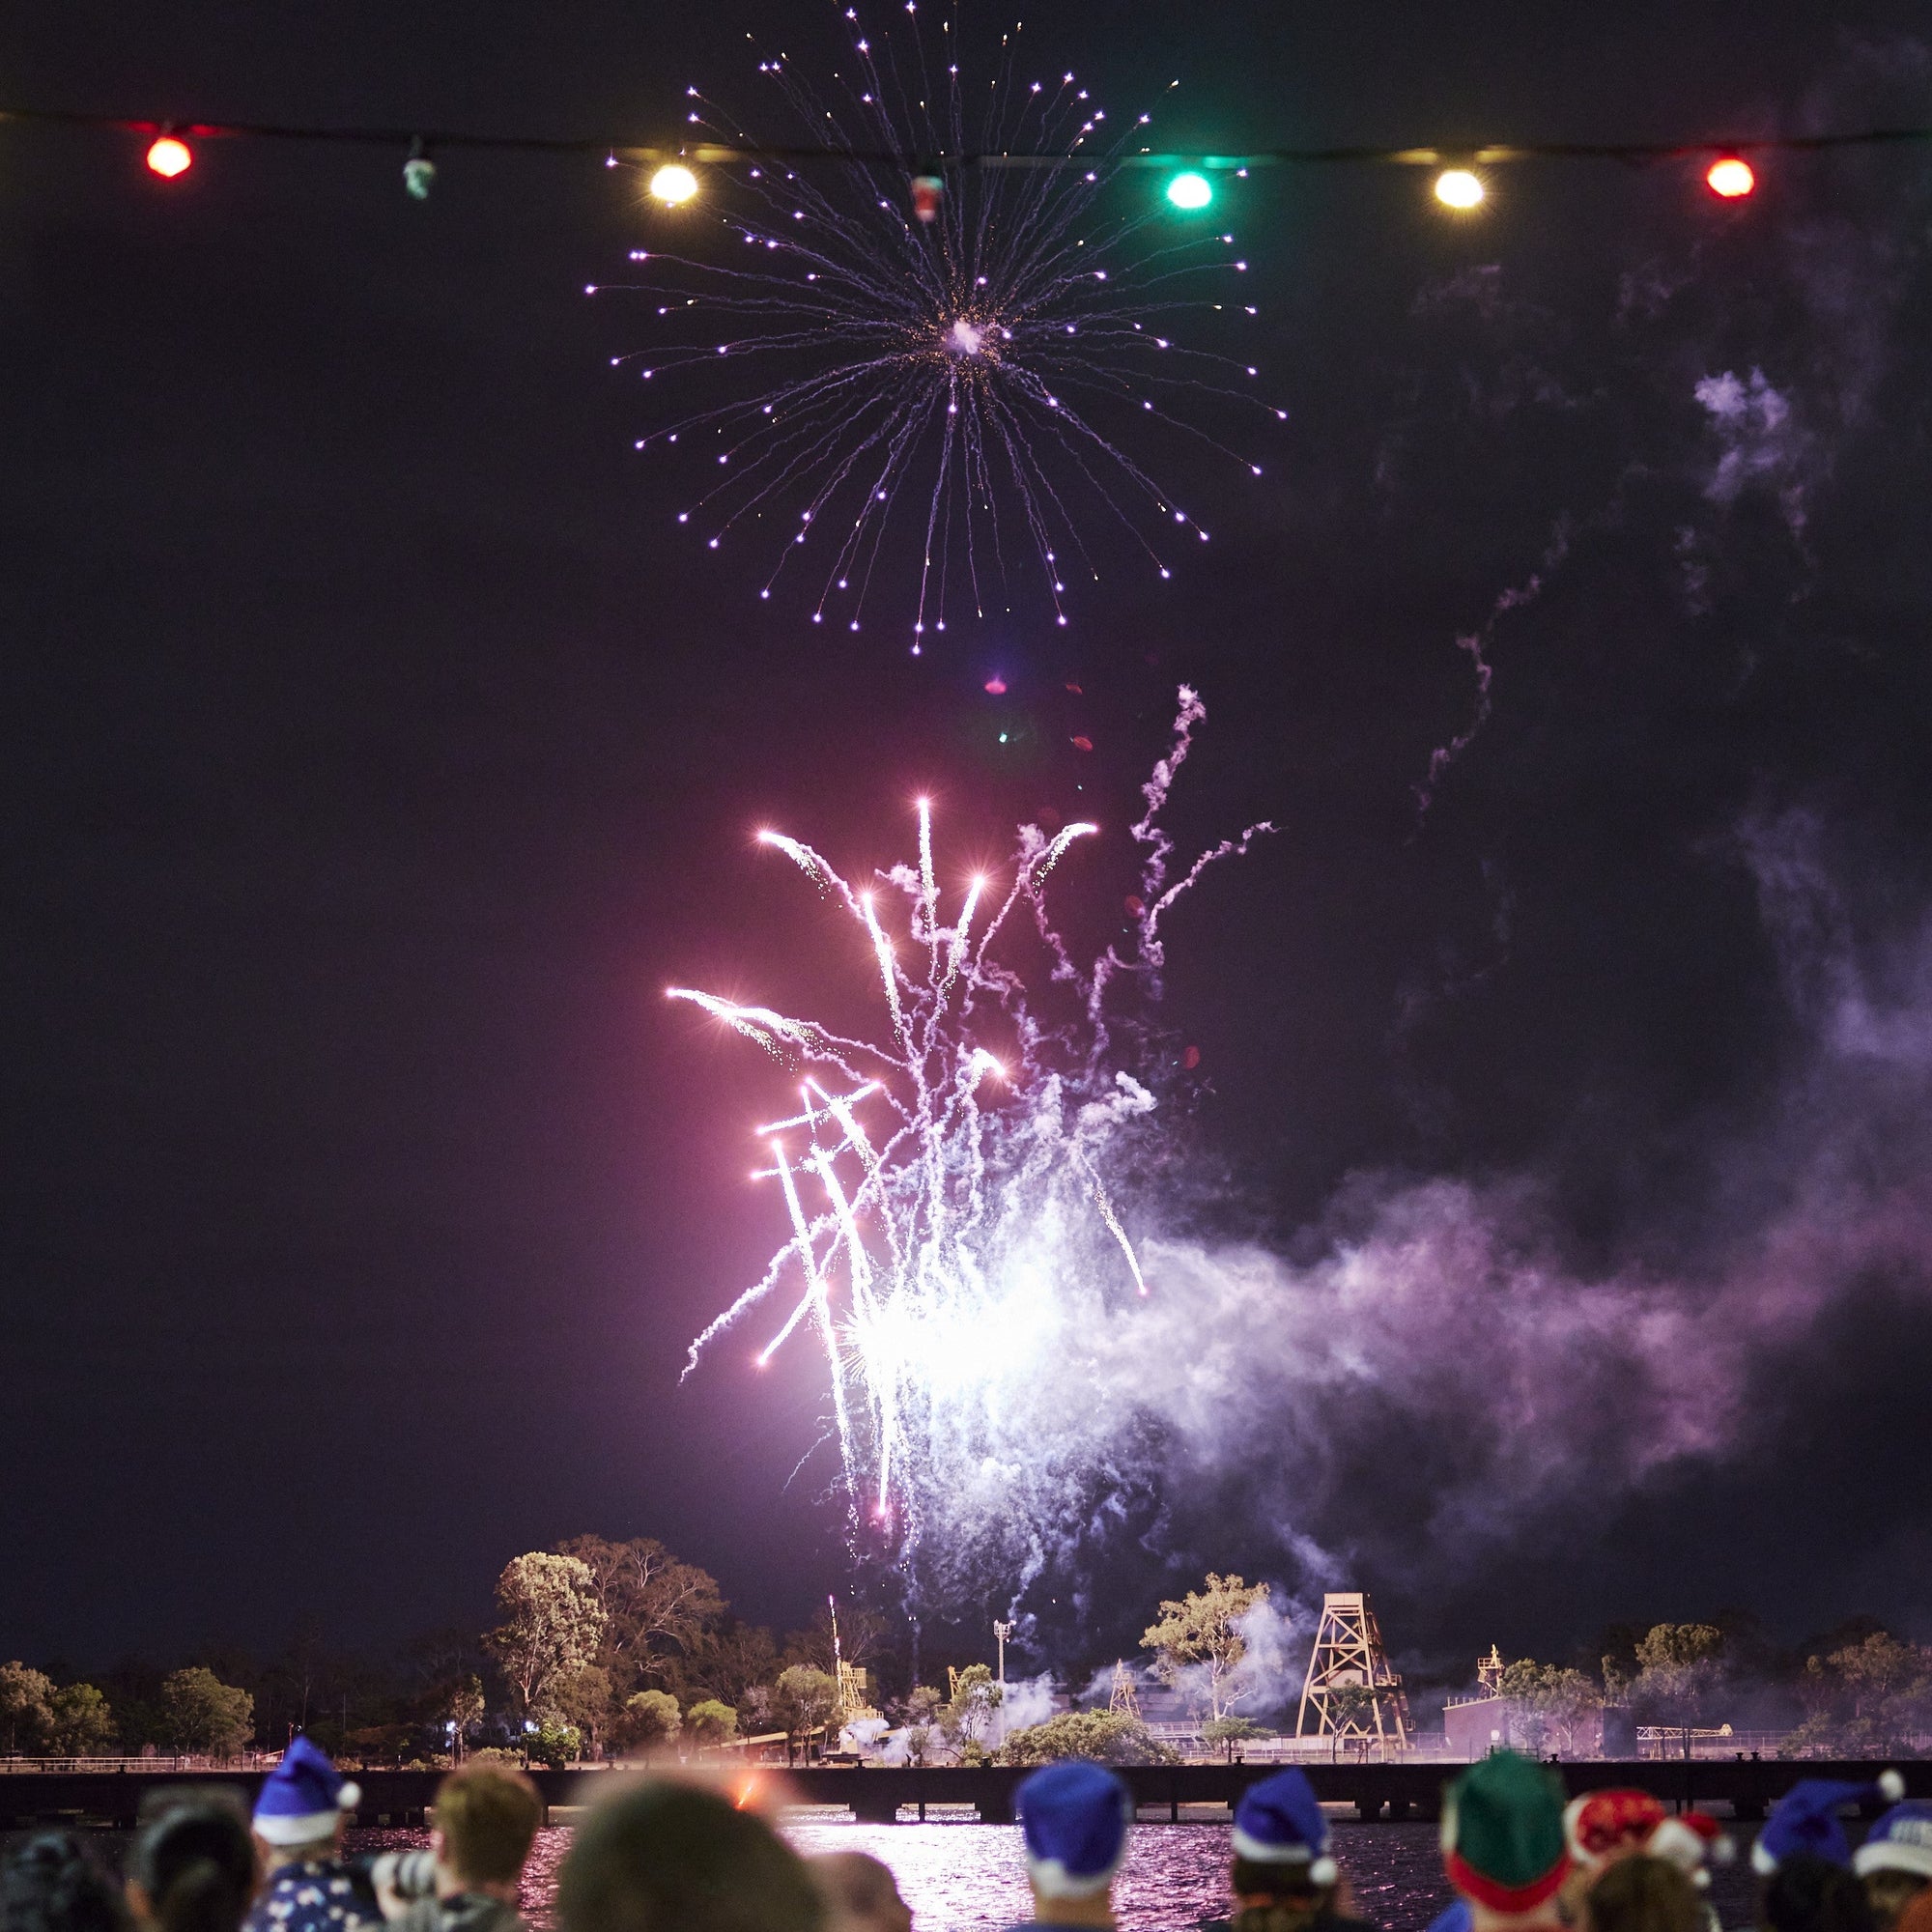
[612,1690,681,1759]
[1000,1711,1176,1767]
[1497,1662,1602,1756]
[679,1620,780,1711]
[1202,1715,1264,1763]
[405,1628,485,1760]
[486,1552,607,1722]
[894,1687,944,1768]
[1627,1625,1725,1755]
[46,1684,115,1757]
[1321,1684,1379,1745]
[0,1662,55,1754]
[685,1700,739,1750]
[739,1684,777,1734]
[1140,1574,1270,1721]
[552,1665,615,1759]
[782,1603,891,1678]
[942,1664,1003,1751]
[553,1537,724,1691]
[1834,1634,1927,1709]
[1787,1634,1932,1757]
[526,1722,581,1769]
[772,1665,841,1765]
[446,1676,485,1764]
[158,1667,254,1756]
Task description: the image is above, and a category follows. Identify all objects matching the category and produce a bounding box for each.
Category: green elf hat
[1442,1752,1572,1914]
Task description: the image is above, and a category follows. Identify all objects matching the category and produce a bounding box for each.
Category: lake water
[352,1816,1768,1932]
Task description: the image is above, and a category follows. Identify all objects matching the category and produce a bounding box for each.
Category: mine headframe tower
[1295,1590,1411,1753]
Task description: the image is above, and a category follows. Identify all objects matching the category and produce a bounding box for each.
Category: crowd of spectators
[0,1734,1924,1932]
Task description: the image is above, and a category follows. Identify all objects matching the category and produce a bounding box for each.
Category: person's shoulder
[1324,1913,1386,1932]
[390,1897,443,1932]
[436,1898,529,1932]
[311,1861,381,1928]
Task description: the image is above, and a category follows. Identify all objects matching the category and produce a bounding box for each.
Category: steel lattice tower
[1295,1591,1411,1751]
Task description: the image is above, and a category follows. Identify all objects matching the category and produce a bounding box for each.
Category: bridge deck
[0,1759,1916,1830]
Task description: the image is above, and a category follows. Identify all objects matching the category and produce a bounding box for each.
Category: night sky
[4,0,1932,1681]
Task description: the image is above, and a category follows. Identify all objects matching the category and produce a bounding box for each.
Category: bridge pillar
[1356,1797,1386,1821]
[848,1788,902,1826]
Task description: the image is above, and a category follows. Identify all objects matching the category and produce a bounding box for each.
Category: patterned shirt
[242,1861,382,1932]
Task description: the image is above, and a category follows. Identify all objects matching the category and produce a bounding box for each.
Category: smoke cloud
[908,801,1932,1667]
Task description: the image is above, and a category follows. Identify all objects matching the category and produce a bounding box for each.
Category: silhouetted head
[1582,1854,1704,1932]
[1761,1854,1877,1932]
[128,1797,257,1932]
[557,1778,823,1932]
[2,1833,129,1932]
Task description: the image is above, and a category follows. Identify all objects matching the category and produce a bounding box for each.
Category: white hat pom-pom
[1880,1771,1906,1804]
[337,1781,362,1811]
[1312,1858,1338,1889]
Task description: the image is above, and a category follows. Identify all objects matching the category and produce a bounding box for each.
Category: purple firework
[595,6,1284,650]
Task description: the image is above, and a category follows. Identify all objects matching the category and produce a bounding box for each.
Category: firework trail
[591,6,1284,650]
[668,687,1273,1588]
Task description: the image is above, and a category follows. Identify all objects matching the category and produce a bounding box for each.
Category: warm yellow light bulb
[1434,168,1485,211]
[649,163,699,207]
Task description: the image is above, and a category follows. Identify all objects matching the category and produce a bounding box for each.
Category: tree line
[2,1548,1921,1765]
[1480,1616,1932,1759]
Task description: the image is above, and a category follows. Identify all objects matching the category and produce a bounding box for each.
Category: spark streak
[675,689,1273,1573]
[600,11,1283,649]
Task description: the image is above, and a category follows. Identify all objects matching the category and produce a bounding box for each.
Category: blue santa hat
[1233,1769,1339,1888]
[1015,1759,1132,1901]
[1855,1800,1932,1882]
[1752,1772,1906,1875]
[252,1735,362,1846]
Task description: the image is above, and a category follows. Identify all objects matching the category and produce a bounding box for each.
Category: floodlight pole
[994,1620,1015,1744]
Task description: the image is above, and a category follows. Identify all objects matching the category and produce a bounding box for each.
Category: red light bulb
[1706,156,1754,199]
[146,135,193,179]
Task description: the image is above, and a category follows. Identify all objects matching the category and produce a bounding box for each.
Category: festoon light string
[1,99,1930,211]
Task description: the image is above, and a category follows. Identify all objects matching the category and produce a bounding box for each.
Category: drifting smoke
[1693,369,1813,537]
[1103,807,1932,1644]
[679,741,1932,1653]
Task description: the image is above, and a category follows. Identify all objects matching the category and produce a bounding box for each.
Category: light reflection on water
[354,1817,1463,1932]
[347,1814,1764,1932]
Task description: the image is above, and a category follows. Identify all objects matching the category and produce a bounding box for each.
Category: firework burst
[668,688,1273,1592]
[593,8,1283,649]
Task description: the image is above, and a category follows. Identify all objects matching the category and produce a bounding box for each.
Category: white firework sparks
[668,688,1274,1586]
[593,7,1284,649]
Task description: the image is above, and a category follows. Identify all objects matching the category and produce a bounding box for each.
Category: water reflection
[347,1818,1761,1932]
[353,1817,1459,1932]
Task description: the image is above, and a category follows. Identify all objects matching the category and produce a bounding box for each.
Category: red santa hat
[1563,1789,1733,1889]
[1565,1791,1668,1869]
